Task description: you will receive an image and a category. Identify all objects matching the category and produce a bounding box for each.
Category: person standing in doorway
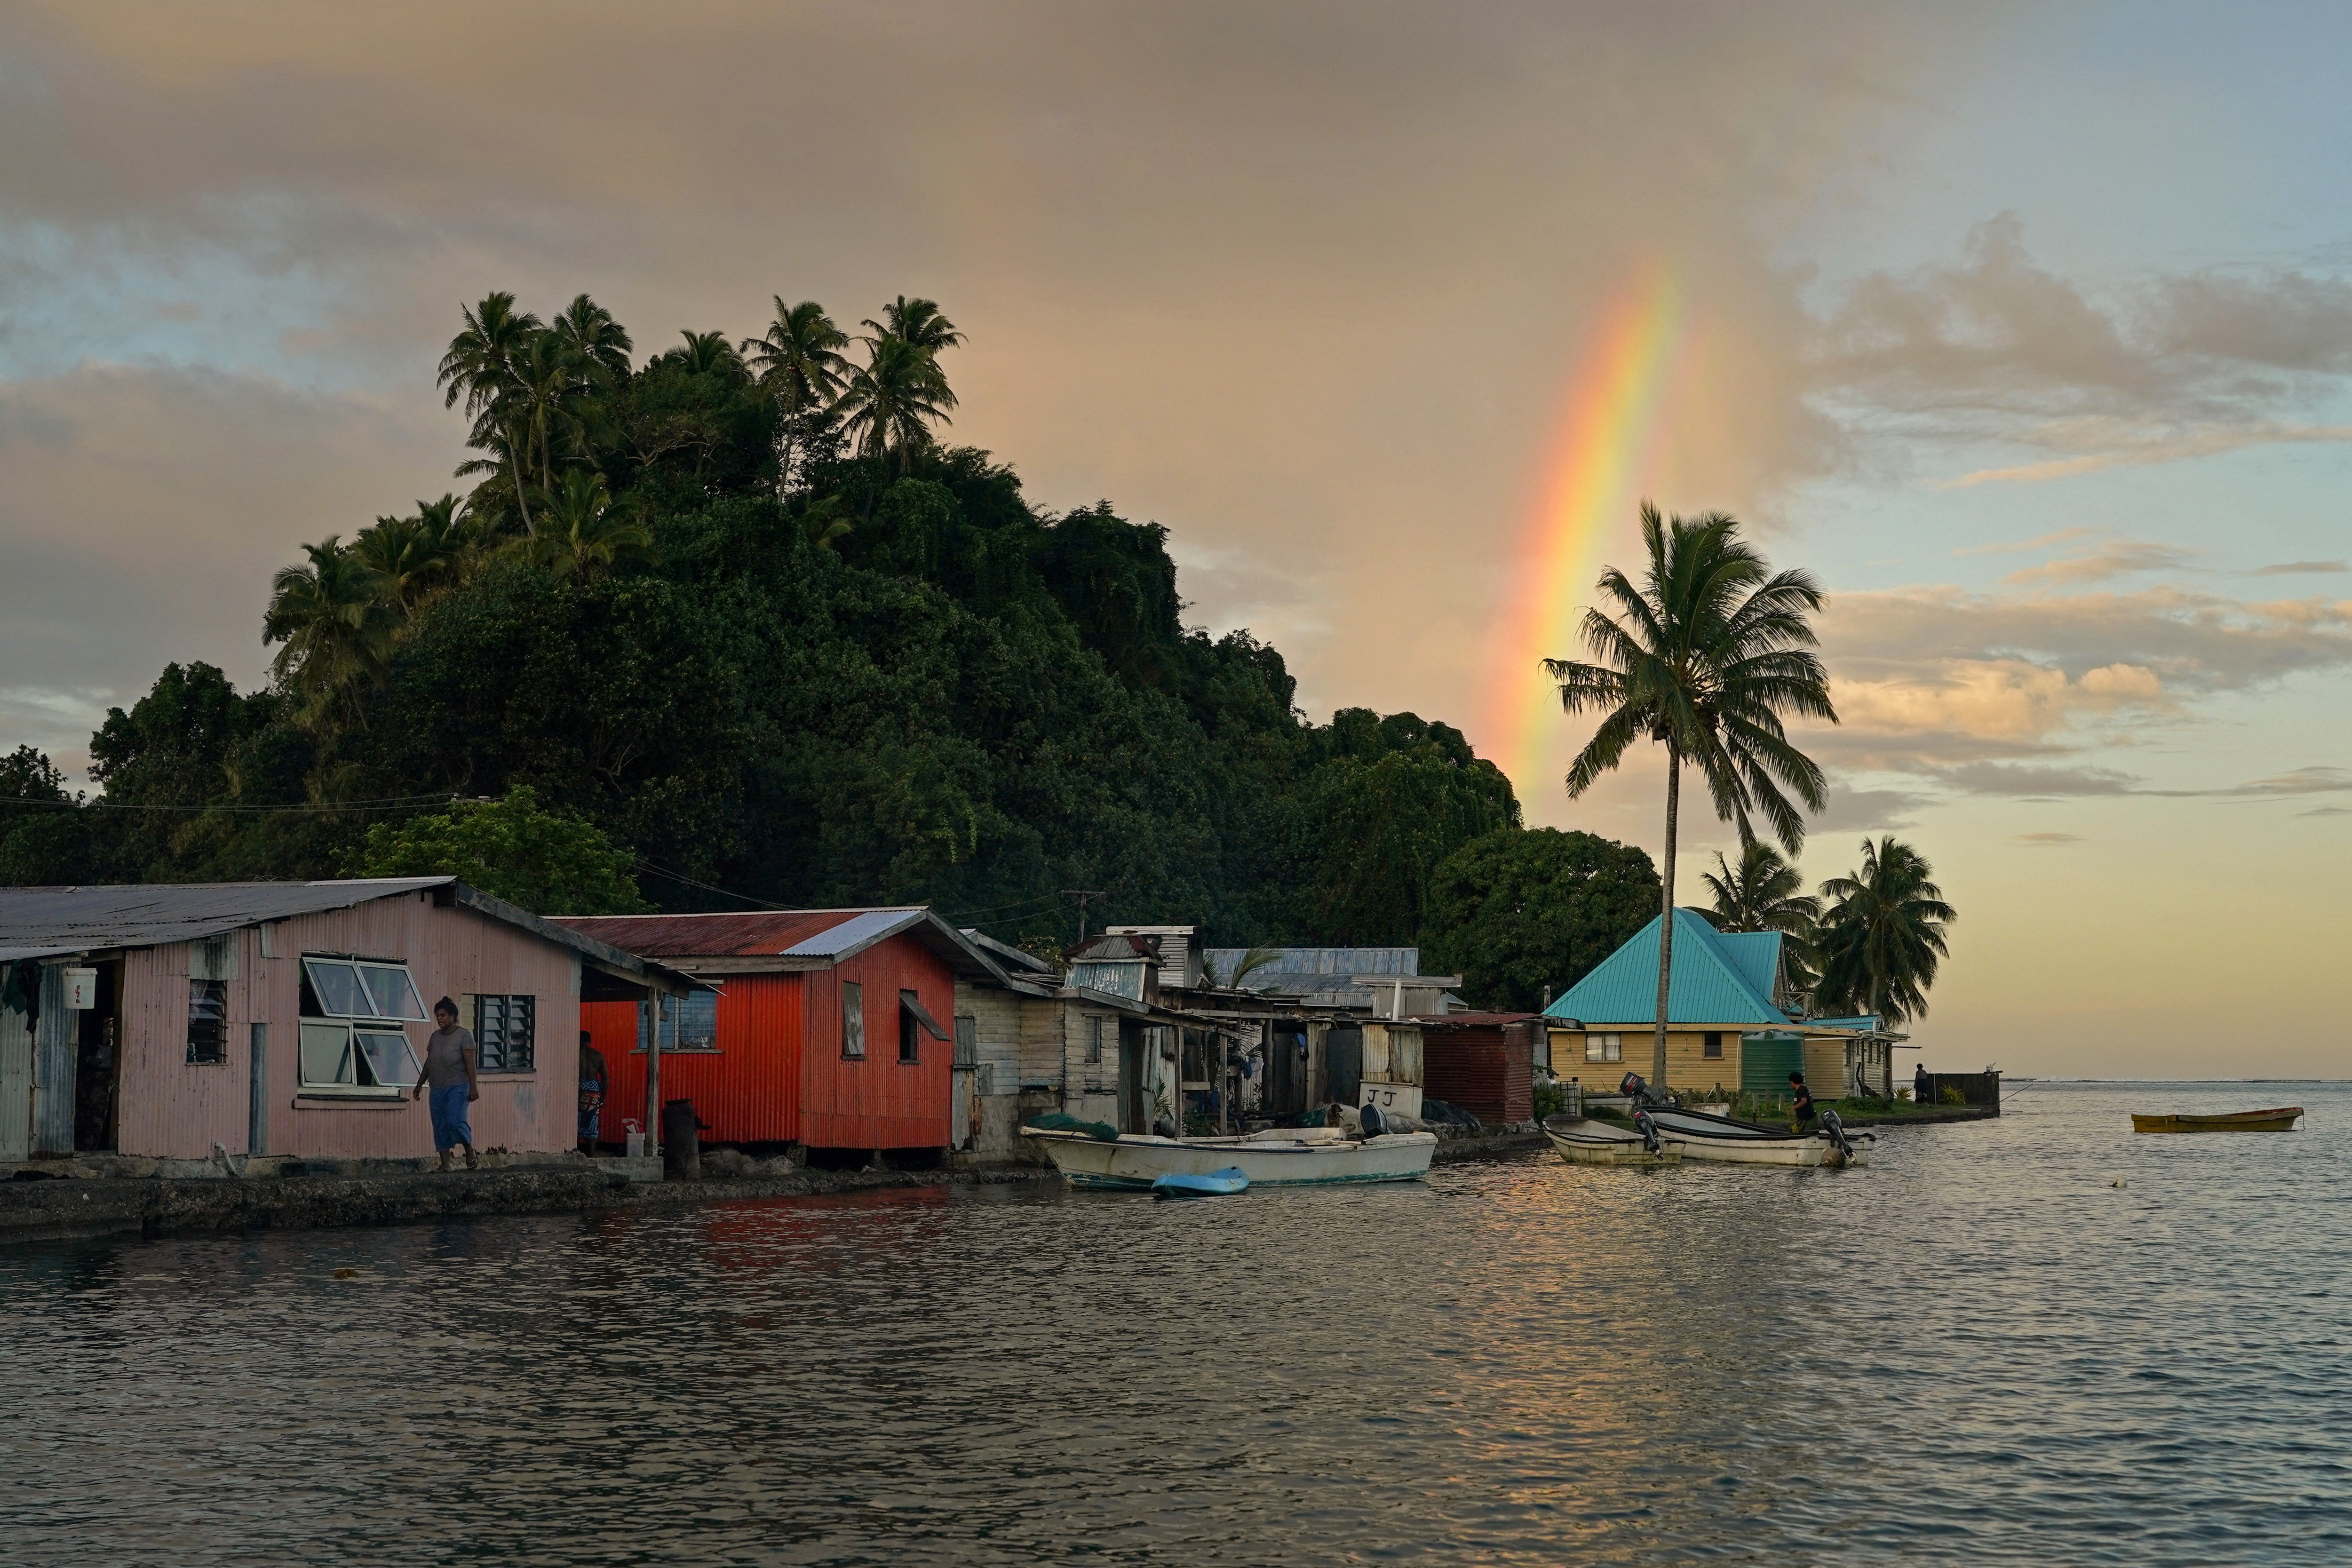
[578,1029,608,1155]
[413,997,480,1170]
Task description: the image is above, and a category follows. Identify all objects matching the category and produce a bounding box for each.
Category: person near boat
[413,997,481,1171]
[1788,1071,1816,1136]
[578,1029,607,1154]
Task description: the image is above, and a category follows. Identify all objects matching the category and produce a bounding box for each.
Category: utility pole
[1062,889,1107,947]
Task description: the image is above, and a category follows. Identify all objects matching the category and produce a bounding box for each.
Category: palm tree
[667,329,747,382]
[798,493,854,554]
[1815,836,1954,1033]
[437,292,544,532]
[550,293,633,382]
[864,295,963,356]
[835,333,957,471]
[533,470,651,578]
[742,297,850,487]
[263,537,400,731]
[1701,841,1820,1006]
[351,514,439,618]
[497,328,580,503]
[1544,503,1836,1089]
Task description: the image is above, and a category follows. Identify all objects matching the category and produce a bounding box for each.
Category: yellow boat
[2130,1106,2303,1133]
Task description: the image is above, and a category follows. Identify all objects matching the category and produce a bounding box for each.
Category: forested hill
[0,289,1597,957]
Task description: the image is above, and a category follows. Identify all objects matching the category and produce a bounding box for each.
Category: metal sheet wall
[1424,1023,1534,1127]
[111,889,580,1160]
[583,971,806,1146]
[800,934,954,1151]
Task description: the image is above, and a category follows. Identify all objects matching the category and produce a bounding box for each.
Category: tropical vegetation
[1544,503,1837,1086]
[1813,835,1955,1027]
[1700,840,1820,1005]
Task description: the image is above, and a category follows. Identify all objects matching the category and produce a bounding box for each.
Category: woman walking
[413,997,481,1170]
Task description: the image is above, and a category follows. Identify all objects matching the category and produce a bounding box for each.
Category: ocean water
[2,1081,2346,1566]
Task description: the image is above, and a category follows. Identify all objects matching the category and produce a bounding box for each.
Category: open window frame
[298,955,426,1099]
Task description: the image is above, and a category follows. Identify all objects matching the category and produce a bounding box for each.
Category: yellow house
[1540,909,1885,1099]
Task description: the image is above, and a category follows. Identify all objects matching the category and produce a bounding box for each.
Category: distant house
[0,878,683,1167]
[953,932,1178,1156]
[554,907,1010,1160]
[1542,909,1900,1099]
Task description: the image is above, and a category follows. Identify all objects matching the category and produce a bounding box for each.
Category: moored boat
[2131,1107,2303,1133]
[1152,1166,1250,1198]
[1643,1106,1870,1167]
[1025,1126,1438,1189]
[1543,1121,1683,1168]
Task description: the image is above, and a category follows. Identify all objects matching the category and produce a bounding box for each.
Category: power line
[0,792,460,816]
[1062,888,1108,946]
[628,860,792,910]
[936,889,1070,923]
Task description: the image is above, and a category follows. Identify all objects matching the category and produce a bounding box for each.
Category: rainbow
[1484,264,1685,806]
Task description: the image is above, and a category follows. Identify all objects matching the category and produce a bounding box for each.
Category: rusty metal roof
[555,907,1006,979]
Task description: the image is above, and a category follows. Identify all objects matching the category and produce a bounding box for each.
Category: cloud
[2253,559,2349,576]
[2298,805,2352,818]
[1812,214,2352,484]
[1955,525,2098,557]
[2015,831,2083,845]
[1941,764,2140,798]
[1810,782,1924,833]
[2001,541,2196,585]
[2212,766,2352,798]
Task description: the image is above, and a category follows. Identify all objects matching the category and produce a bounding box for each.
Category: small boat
[1152,1166,1249,1198]
[1025,1125,1438,1190]
[1643,1107,1871,1167]
[2131,1107,2304,1133]
[1543,1121,1682,1168]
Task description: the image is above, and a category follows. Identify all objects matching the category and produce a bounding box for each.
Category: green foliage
[1291,723,1521,944]
[349,786,648,915]
[1700,840,1820,1005]
[1421,828,1659,1014]
[1815,835,1955,1027]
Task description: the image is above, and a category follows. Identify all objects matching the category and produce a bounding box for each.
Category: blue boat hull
[1151,1167,1250,1198]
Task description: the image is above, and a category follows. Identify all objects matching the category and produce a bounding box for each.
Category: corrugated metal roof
[0,878,453,962]
[1543,909,1789,1027]
[1710,930,1784,1004]
[782,908,922,957]
[1204,946,1420,977]
[556,909,906,957]
[1416,1011,1543,1028]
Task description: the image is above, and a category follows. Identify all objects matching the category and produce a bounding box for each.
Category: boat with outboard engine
[1025,1124,1438,1190]
[1542,1119,1683,1167]
[1641,1106,1870,1167]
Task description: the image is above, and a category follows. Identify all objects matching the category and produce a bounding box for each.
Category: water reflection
[3,1083,2349,1565]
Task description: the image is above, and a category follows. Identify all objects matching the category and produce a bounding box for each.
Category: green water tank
[1740,1032,1807,1098]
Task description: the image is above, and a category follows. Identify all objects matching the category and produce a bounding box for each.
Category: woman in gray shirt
[413,996,481,1171]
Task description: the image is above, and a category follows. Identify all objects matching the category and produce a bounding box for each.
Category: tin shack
[0,878,683,1165]
[556,908,1011,1162]
[1418,1012,1541,1128]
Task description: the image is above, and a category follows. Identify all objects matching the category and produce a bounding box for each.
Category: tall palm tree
[263,537,400,731]
[864,295,963,356]
[1544,503,1836,1089]
[667,329,748,382]
[835,333,957,471]
[533,470,651,578]
[437,292,544,532]
[1815,836,1955,1032]
[1701,840,1820,1006]
[550,293,633,382]
[496,328,580,504]
[742,297,850,487]
[351,514,438,619]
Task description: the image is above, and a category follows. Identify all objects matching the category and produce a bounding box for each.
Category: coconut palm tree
[533,470,651,578]
[798,493,854,554]
[1701,840,1820,1006]
[1814,836,1954,1031]
[497,328,582,503]
[351,514,439,619]
[835,333,957,471]
[437,292,544,532]
[742,297,851,487]
[1543,503,1836,1089]
[666,329,748,382]
[864,295,963,356]
[263,537,400,731]
[550,293,633,382]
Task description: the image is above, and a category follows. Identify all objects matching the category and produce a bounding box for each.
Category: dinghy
[1643,1106,1871,1167]
[2131,1106,2303,1133]
[1025,1126,1438,1190]
[1543,1120,1682,1168]
[1152,1166,1250,1198]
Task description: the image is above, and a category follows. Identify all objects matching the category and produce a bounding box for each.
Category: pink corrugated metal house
[0,878,684,1165]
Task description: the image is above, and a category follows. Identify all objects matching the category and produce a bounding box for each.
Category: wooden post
[1219,1035,1229,1135]
[644,992,663,1161]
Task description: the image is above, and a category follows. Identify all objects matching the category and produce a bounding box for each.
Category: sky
[0,1,2346,1077]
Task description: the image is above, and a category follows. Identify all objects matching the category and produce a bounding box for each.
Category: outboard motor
[1819,1107,1854,1166]
[1359,1101,1386,1138]
[1631,1107,1662,1156]
[1619,1071,1671,1110]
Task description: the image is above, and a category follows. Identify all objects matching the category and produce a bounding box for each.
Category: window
[954,1015,977,1069]
[636,989,720,1054]
[1584,1032,1622,1064]
[842,981,865,1059]
[1084,1015,1103,1065]
[298,954,424,1094]
[477,995,537,1073]
[1703,1031,1724,1059]
[188,979,227,1064]
[898,989,946,1064]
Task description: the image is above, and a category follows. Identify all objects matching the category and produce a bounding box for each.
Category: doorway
[1326,1026,1363,1109]
[1117,1024,1147,1133]
[73,962,121,1153]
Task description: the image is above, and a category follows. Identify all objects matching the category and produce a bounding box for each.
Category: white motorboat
[1642,1106,1870,1167]
[1025,1125,1438,1190]
[1542,1120,1682,1168]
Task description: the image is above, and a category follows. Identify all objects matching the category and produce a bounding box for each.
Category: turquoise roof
[1543,908,1790,1027]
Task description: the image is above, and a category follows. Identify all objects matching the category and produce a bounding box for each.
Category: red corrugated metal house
[553,908,1009,1158]
[0,878,684,1166]
[1418,1011,1539,1128]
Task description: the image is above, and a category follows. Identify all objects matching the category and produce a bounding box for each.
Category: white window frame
[1584,1032,1622,1064]
[298,955,425,1097]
